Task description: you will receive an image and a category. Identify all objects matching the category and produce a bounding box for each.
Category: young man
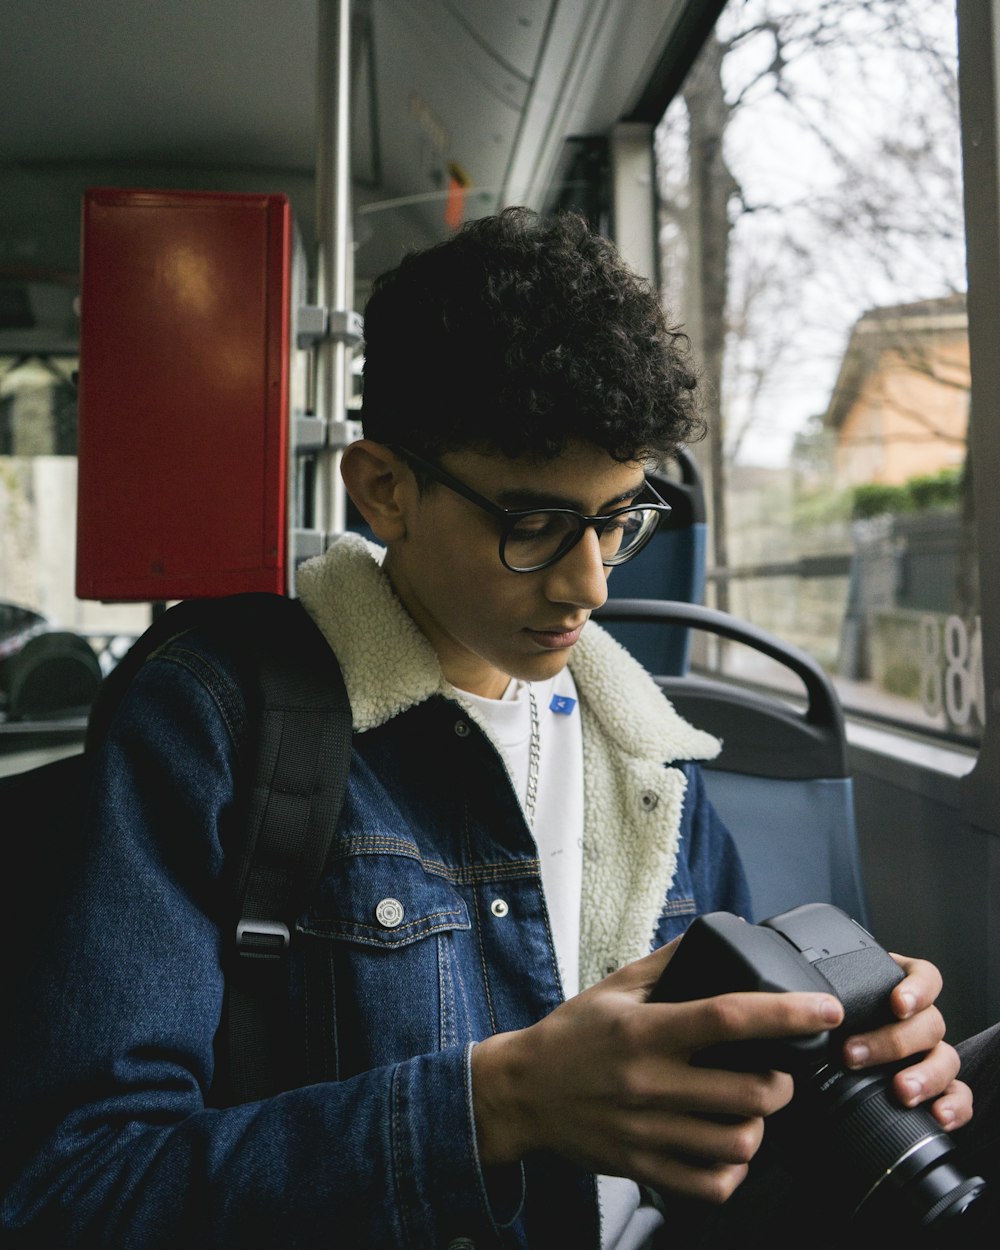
[2,209,971,1248]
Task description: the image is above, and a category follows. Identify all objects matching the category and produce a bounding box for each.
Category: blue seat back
[595,599,868,926]
[601,449,706,676]
[699,773,863,924]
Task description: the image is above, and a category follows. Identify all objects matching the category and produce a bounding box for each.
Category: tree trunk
[683,35,738,615]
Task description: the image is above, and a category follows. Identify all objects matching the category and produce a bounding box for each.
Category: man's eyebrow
[494,480,646,513]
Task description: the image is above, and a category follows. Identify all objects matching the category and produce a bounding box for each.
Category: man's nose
[542,527,609,609]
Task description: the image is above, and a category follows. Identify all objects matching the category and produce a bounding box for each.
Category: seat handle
[595,598,842,732]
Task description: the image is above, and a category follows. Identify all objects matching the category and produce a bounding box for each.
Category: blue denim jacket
[2,538,749,1249]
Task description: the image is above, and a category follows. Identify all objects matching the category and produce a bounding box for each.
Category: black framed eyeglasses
[393,446,672,573]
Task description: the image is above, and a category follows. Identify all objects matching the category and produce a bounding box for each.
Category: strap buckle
[235,918,290,961]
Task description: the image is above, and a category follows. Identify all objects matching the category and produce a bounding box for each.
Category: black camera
[650,903,985,1241]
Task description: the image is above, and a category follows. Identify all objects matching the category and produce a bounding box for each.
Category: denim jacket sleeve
[2,644,510,1250]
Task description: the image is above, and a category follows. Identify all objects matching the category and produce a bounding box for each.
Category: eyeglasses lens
[501,507,659,572]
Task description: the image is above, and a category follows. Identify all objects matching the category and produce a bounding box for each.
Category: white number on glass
[921,615,985,729]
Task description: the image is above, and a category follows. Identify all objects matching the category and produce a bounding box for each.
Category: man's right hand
[471,939,844,1203]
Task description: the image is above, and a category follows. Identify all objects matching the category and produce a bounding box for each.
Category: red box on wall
[76,188,292,600]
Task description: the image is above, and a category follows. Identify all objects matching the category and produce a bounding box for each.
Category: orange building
[823,294,969,488]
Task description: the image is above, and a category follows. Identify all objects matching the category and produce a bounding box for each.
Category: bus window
[0,347,148,750]
[655,0,977,746]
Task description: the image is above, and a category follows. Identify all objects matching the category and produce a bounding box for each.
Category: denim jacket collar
[297,534,445,732]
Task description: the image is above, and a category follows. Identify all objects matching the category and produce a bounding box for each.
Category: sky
[656,0,965,468]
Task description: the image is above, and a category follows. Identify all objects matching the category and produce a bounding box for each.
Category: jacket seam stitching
[464,805,499,1036]
[327,839,542,885]
[149,647,246,750]
[389,1065,412,1245]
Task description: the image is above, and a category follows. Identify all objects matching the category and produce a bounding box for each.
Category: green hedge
[851,467,963,519]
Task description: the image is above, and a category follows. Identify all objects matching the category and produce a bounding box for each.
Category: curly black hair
[360,206,703,463]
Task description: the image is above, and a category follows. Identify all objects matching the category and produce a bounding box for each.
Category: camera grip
[761,903,905,1034]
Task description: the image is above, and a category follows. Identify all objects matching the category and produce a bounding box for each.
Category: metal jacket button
[454,720,470,737]
[640,790,659,811]
[490,899,509,918]
[375,898,404,928]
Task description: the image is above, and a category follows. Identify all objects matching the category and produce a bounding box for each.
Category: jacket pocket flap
[301,852,470,948]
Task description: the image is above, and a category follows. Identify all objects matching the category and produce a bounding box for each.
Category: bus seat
[600,448,707,676]
[595,598,869,926]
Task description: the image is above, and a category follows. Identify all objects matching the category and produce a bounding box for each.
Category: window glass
[656,0,978,742]
[0,345,148,741]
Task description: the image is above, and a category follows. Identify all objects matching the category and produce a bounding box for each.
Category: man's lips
[525,621,587,649]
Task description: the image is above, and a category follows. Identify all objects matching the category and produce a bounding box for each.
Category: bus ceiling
[0,0,719,310]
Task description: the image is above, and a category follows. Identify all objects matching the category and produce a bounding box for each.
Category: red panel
[76,188,291,600]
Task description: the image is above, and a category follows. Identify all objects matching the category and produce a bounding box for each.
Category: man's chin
[509,647,575,685]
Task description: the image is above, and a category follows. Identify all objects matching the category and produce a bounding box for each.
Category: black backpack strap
[86,593,353,1104]
[222,595,352,1103]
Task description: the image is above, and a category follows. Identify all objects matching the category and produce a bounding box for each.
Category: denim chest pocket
[298,851,473,1077]
[304,851,470,944]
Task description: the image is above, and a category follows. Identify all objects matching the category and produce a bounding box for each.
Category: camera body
[650,903,985,1240]
[649,901,902,1069]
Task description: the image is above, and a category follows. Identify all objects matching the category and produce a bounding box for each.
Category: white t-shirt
[456,673,663,1250]
[459,669,583,994]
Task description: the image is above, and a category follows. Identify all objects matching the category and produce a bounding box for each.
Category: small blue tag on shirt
[550,694,577,715]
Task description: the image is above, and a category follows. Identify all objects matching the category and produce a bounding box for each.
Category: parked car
[0,603,50,662]
[0,603,103,721]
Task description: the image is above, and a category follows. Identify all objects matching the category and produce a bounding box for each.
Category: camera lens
[792,1064,986,1238]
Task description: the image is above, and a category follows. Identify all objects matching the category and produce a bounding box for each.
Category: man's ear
[340,440,412,542]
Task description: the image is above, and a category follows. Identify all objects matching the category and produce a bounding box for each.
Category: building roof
[823,292,967,431]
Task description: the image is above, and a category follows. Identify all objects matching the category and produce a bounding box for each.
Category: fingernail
[899,990,917,1018]
[902,1075,924,1104]
[845,1041,870,1067]
[937,1104,957,1129]
[819,998,842,1025]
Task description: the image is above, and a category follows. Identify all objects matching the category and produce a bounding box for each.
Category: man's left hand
[841,953,973,1130]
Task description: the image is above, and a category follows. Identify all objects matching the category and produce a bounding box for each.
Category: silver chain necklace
[525,686,541,825]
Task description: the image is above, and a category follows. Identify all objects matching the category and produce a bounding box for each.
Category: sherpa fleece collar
[296,532,719,763]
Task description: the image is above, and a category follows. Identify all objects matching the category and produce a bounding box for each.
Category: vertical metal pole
[315,0,353,540]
